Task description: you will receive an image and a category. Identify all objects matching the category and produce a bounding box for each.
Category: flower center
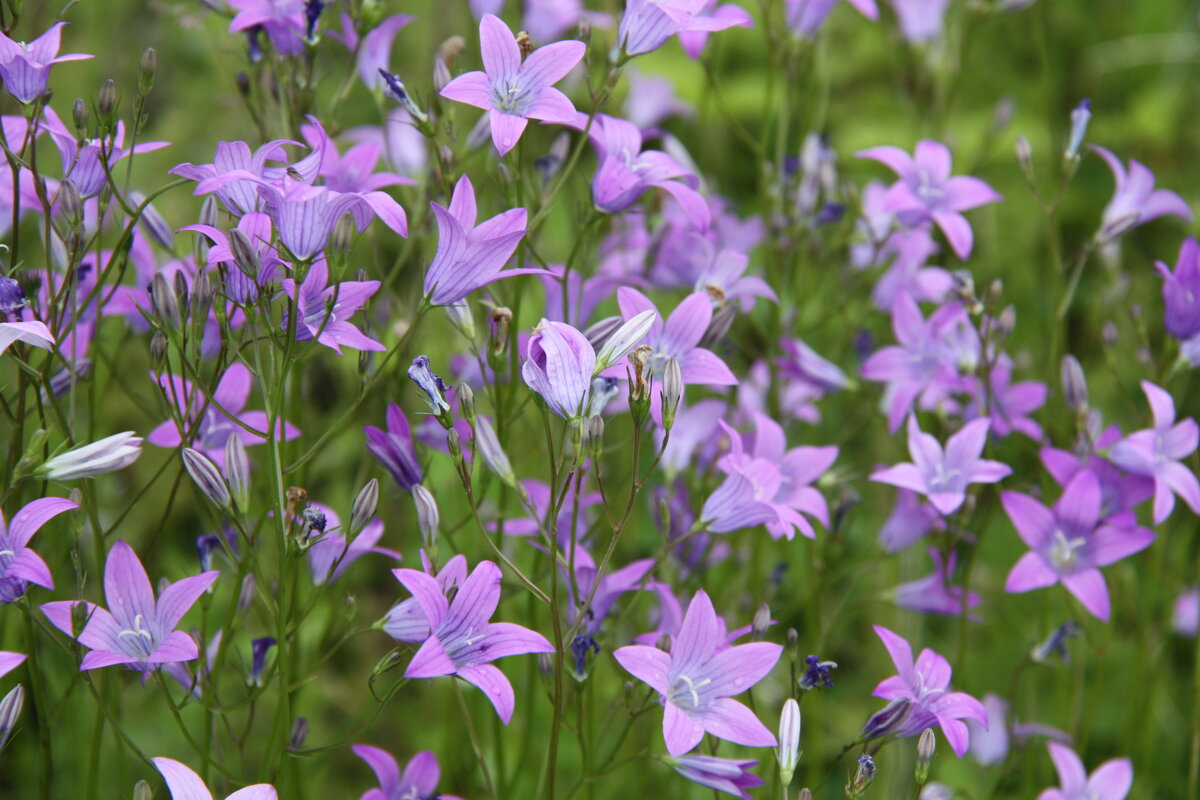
[926,464,961,494]
[491,78,533,115]
[1049,529,1086,572]
[669,673,712,711]
[118,613,157,659]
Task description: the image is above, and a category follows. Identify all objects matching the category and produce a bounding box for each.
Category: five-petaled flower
[1036,741,1132,800]
[351,744,465,800]
[0,22,92,103]
[281,259,386,354]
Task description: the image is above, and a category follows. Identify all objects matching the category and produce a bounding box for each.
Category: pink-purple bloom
[228,0,307,56]
[1156,237,1200,340]
[280,259,385,353]
[871,417,1012,515]
[614,590,781,757]
[786,0,877,38]
[857,140,1001,259]
[1108,380,1200,525]
[438,14,585,156]
[0,497,78,603]
[670,754,764,798]
[522,319,596,419]
[893,547,981,619]
[0,23,92,103]
[383,554,468,643]
[351,745,464,800]
[42,540,218,671]
[394,559,554,723]
[871,625,986,757]
[0,651,24,679]
[307,505,400,585]
[1091,145,1192,241]
[1037,741,1132,800]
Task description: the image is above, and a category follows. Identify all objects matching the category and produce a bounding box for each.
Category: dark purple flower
[1156,237,1200,340]
[365,403,424,491]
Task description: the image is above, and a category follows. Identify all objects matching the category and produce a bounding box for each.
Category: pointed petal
[351,744,401,795]
[1062,569,1110,621]
[153,757,215,800]
[663,701,706,757]
[458,663,516,724]
[1005,552,1060,592]
[613,644,671,694]
[440,71,493,111]
[695,697,777,748]
[104,540,157,630]
[7,497,78,548]
[393,568,449,630]
[156,572,219,631]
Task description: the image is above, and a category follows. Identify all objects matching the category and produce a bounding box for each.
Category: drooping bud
[0,684,25,750]
[847,754,876,798]
[660,356,682,430]
[915,728,936,784]
[861,696,912,741]
[224,437,250,510]
[182,448,231,510]
[289,717,309,751]
[413,484,440,551]
[408,355,453,426]
[777,698,801,785]
[350,479,379,536]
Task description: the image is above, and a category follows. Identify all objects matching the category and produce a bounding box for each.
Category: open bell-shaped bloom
[394,559,554,723]
[351,745,464,800]
[1091,145,1191,241]
[1108,380,1200,524]
[871,417,1011,515]
[171,133,325,217]
[619,0,748,56]
[439,14,585,155]
[614,590,781,757]
[522,319,596,419]
[0,496,78,603]
[383,553,468,643]
[42,540,218,671]
[1037,742,1132,800]
[0,23,92,103]
[281,259,385,354]
[670,754,764,799]
[153,756,277,800]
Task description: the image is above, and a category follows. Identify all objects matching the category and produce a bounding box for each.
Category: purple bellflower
[0,496,78,603]
[0,23,92,103]
[331,14,414,91]
[677,2,754,59]
[300,119,415,193]
[522,319,596,419]
[1002,470,1154,621]
[889,0,952,42]
[967,694,1071,767]
[892,547,981,619]
[1156,237,1200,341]
[280,259,385,353]
[857,140,1001,259]
[877,488,942,552]
[383,553,468,643]
[0,319,54,357]
[584,114,710,230]
[974,355,1047,441]
[613,589,781,757]
[1040,426,1153,522]
[786,0,878,38]
[42,540,218,671]
[1091,145,1192,241]
[1108,380,1200,524]
[566,546,656,634]
[351,745,464,800]
[438,14,585,156]
[228,0,307,56]
[871,417,1011,515]
[699,471,779,534]
[618,0,747,56]
[43,109,169,198]
[394,559,554,723]
[1037,742,1132,800]
[670,754,764,799]
[423,175,538,306]
[871,625,987,757]
[365,403,424,492]
[306,504,400,585]
[171,135,325,217]
[153,756,277,800]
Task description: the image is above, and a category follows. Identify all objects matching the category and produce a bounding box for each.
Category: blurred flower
[352,746,464,800]
[1156,238,1200,341]
[228,0,307,55]
[1091,145,1191,241]
[669,754,763,799]
[614,589,781,756]
[0,320,55,356]
[41,432,143,480]
[677,1,754,59]
[1038,742,1131,800]
[888,0,952,42]
[0,651,24,679]
[893,547,981,619]
[439,14,584,155]
[0,22,93,103]
[154,756,277,800]
[619,0,746,56]
[786,0,877,38]
[1108,380,1200,524]
[42,540,218,671]
[306,504,400,585]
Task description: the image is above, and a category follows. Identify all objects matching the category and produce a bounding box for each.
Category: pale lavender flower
[567,546,655,634]
[1040,426,1153,521]
[892,547,980,619]
[974,354,1046,441]
[522,319,596,419]
[41,432,143,480]
[699,471,778,533]
[857,140,1001,259]
[1174,588,1199,636]
[1108,380,1200,524]
[619,0,747,56]
[871,417,1011,515]
[395,559,554,723]
[153,756,277,800]
[872,625,986,756]
[281,259,385,353]
[229,0,307,55]
[42,540,218,671]
[439,14,585,155]
[1037,742,1132,800]
[677,1,754,59]
[877,488,942,552]
[695,249,777,312]
[352,745,465,800]
[1003,470,1154,621]
[889,0,952,42]
[585,114,710,229]
[523,0,611,44]
[0,497,78,603]
[424,175,538,306]
[786,0,878,38]
[624,69,694,131]
[300,119,415,192]
[171,135,325,216]
[967,694,1070,767]
[341,14,414,91]
[1155,237,1200,341]
[0,23,92,103]
[670,754,764,799]
[1091,145,1192,241]
[383,553,468,643]
[614,590,781,756]
[306,504,400,585]
[365,403,424,491]
[0,319,54,356]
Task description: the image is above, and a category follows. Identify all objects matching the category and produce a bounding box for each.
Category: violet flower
[171,136,325,217]
[343,14,414,91]
[871,417,1012,515]
[228,0,307,56]
[871,625,986,756]
[42,540,218,671]
[306,504,400,585]
[785,0,878,38]
[677,1,754,59]
[522,319,596,419]
[1108,380,1200,524]
[585,114,710,230]
[619,0,747,56]
[892,547,981,619]
[567,546,656,634]
[967,693,1071,767]
[1091,145,1192,241]
[42,109,169,198]
[0,23,92,103]
[877,488,942,552]
[614,589,781,756]
[280,259,385,353]
[383,553,468,643]
[699,472,779,534]
[365,403,424,492]
[0,496,77,603]
[889,0,952,42]
[669,754,764,799]
[857,140,1001,259]
[153,756,277,800]
[438,14,585,156]
[352,745,464,800]
[1003,470,1154,621]
[423,175,538,306]
[976,355,1046,441]
[394,559,554,723]
[1037,742,1132,800]
[1156,237,1200,341]
[1040,426,1153,522]
[0,320,54,356]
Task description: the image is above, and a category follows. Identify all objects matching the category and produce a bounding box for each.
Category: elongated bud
[474,416,518,490]
[752,604,771,640]
[378,69,428,123]
[191,269,214,323]
[583,315,624,352]
[847,755,875,798]
[229,228,260,280]
[150,330,168,363]
[289,717,309,751]
[1064,98,1091,162]
[72,98,88,138]
[413,484,440,551]
[777,698,801,785]
[0,684,24,750]
[58,179,82,228]
[174,271,190,314]
[660,356,682,430]
[224,437,250,510]
[408,356,453,426]
[97,79,117,128]
[139,48,157,95]
[1015,135,1034,181]
[444,300,476,339]
[458,383,476,427]
[699,305,735,349]
[915,728,936,784]
[151,273,182,330]
[861,696,912,741]
[132,780,153,800]
[350,479,379,536]
[238,574,256,615]
[1060,354,1088,414]
[196,534,223,573]
[248,637,276,687]
[594,309,656,372]
[432,56,452,93]
[183,448,231,510]
[797,790,812,800]
[489,307,512,357]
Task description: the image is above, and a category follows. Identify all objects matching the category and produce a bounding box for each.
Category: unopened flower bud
[238,574,256,615]
[72,98,88,138]
[1060,354,1088,414]
[224,437,250,510]
[139,48,157,95]
[1015,135,1034,180]
[151,273,182,330]
[458,383,476,426]
[583,316,624,352]
[474,416,518,489]
[174,271,190,314]
[289,717,309,750]
[183,448,231,510]
[248,636,275,687]
[42,432,142,480]
[787,628,798,649]
[1101,321,1119,347]
[700,304,736,349]
[752,604,771,640]
[191,269,213,323]
[655,633,672,652]
[595,309,657,372]
[132,780,153,800]
[413,484,439,551]
[0,684,25,750]
[433,56,452,93]
[1064,98,1091,162]
[97,79,117,128]
[350,479,379,536]
[538,652,554,679]
[847,754,876,798]
[660,356,682,430]
[196,534,223,573]
[916,728,936,784]
[920,782,952,800]
[150,330,168,363]
[777,698,801,785]
[797,790,812,800]
[228,228,260,280]
[57,179,82,228]
[235,71,251,97]
[861,696,912,741]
